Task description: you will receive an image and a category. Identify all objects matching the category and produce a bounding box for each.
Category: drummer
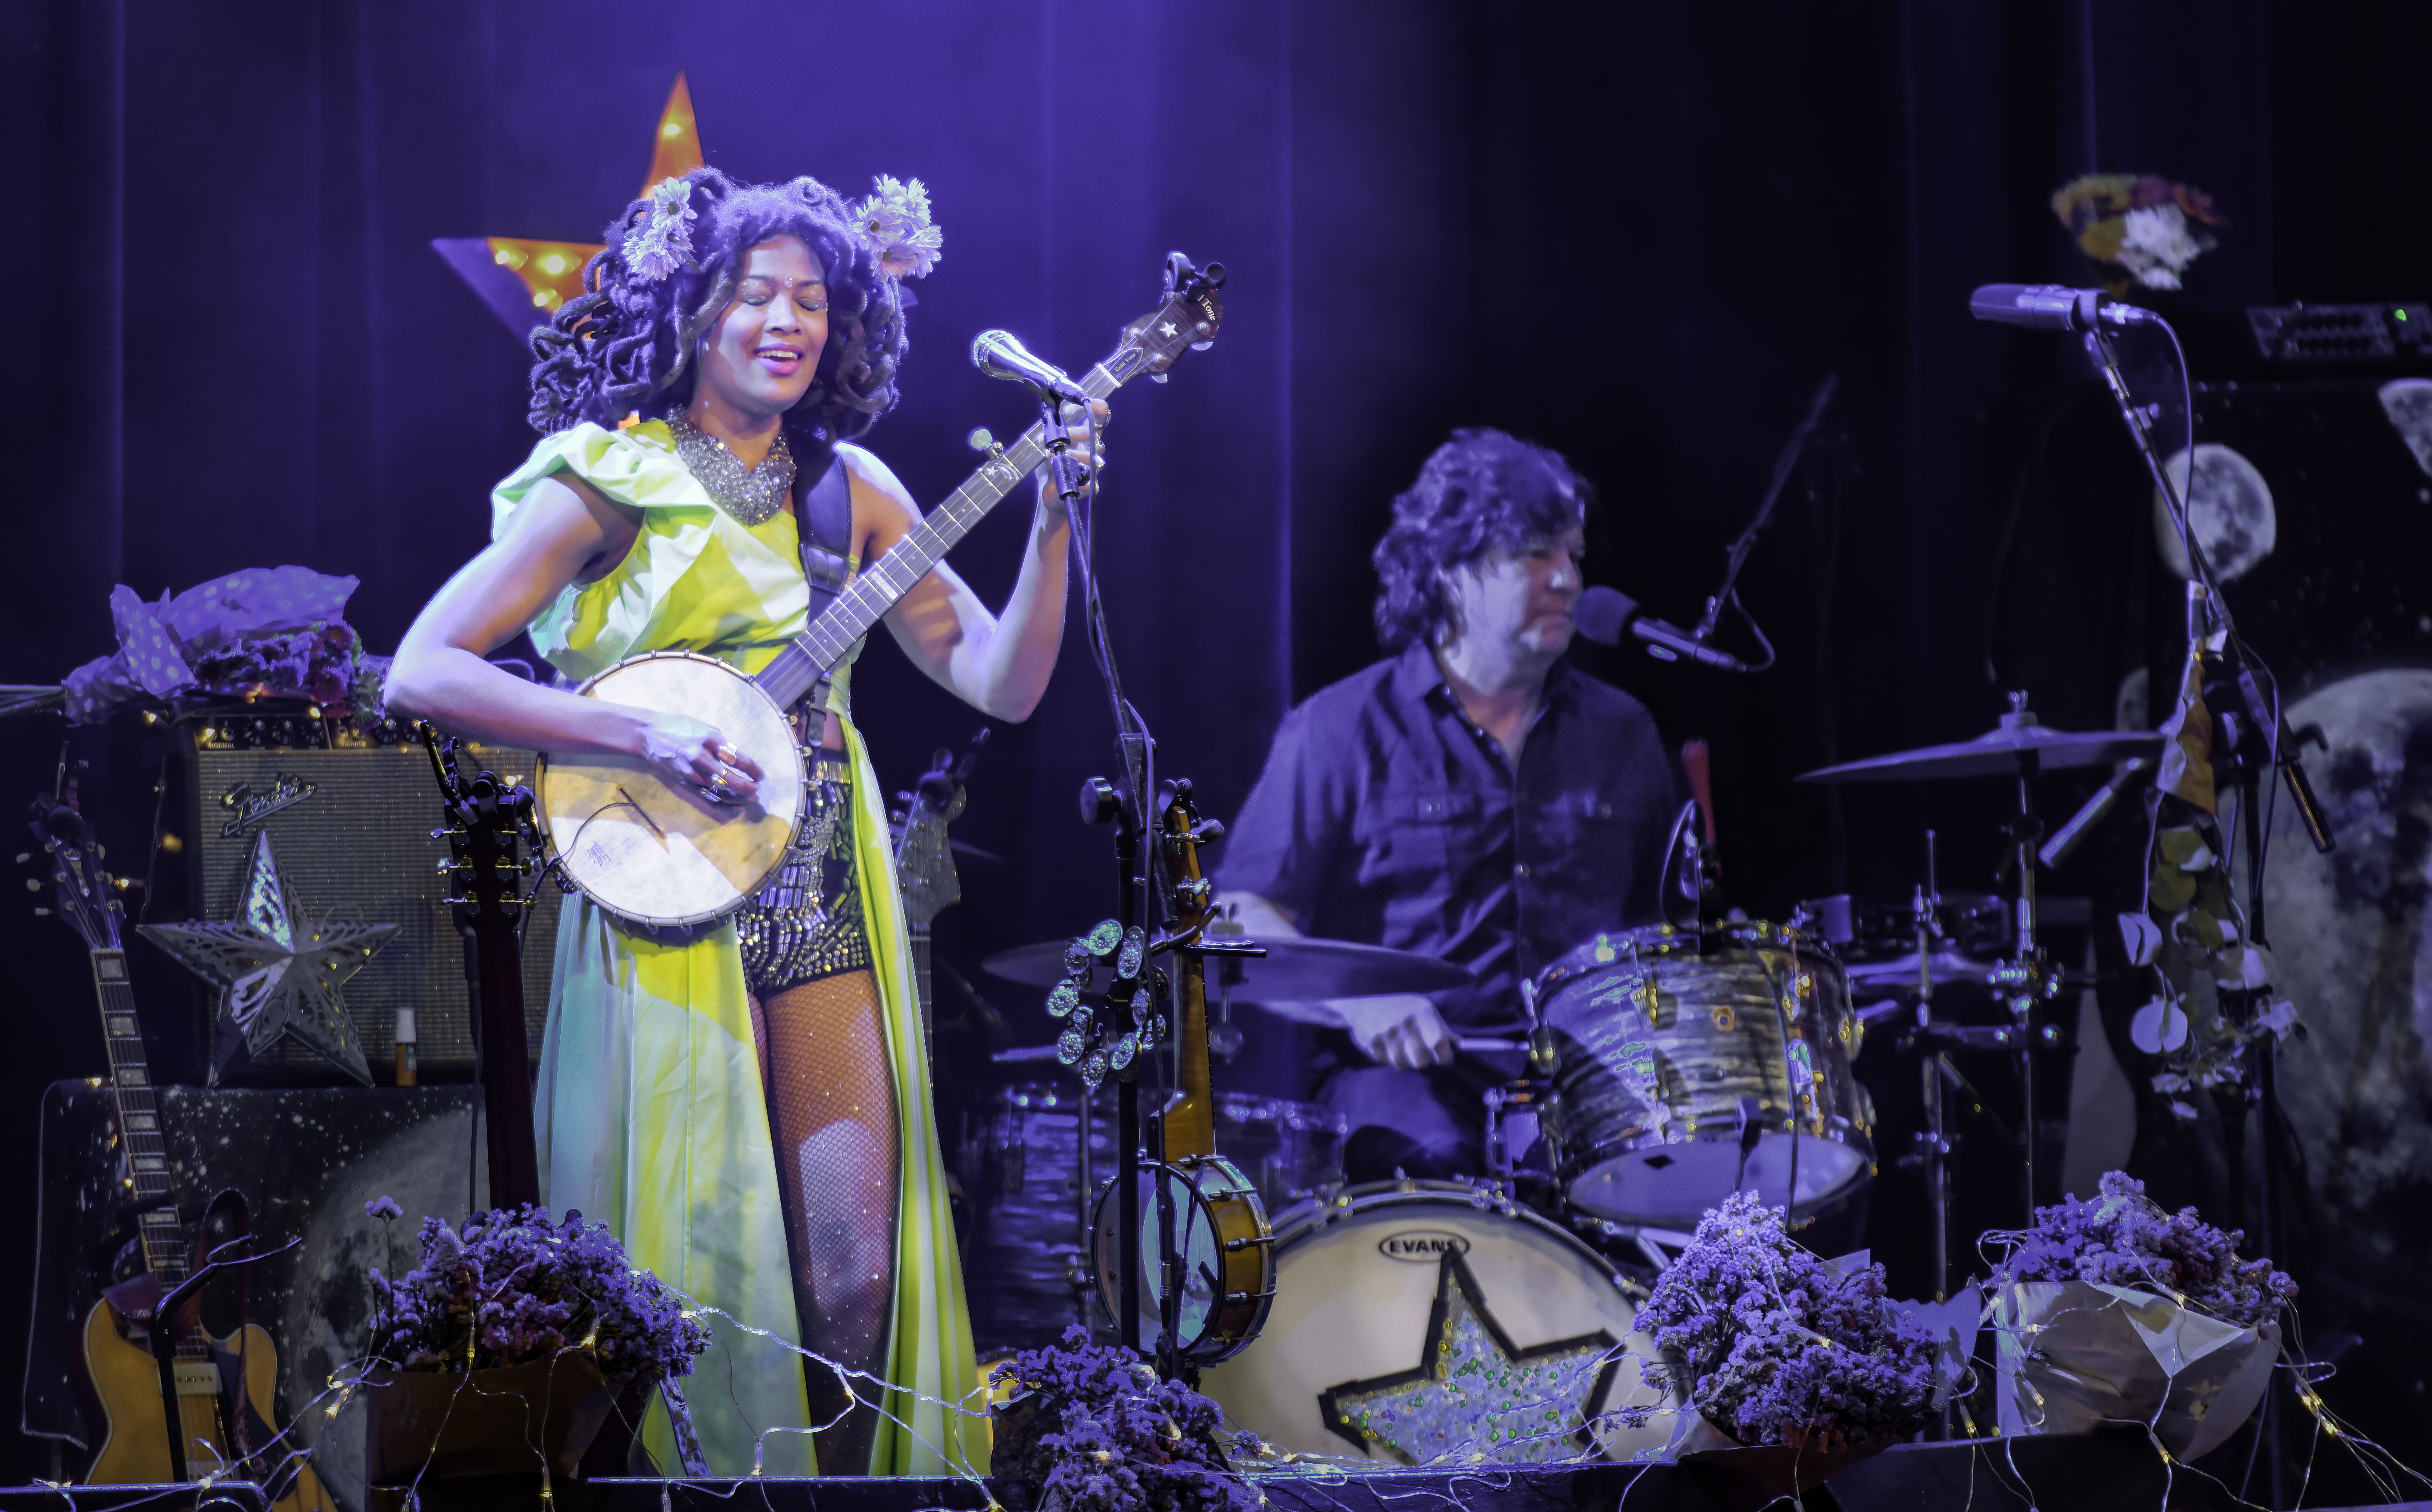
[1217,428,1680,1183]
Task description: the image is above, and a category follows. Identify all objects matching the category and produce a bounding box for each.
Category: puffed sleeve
[489,420,711,541]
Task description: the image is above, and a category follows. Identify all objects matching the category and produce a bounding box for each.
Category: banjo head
[535,651,807,929]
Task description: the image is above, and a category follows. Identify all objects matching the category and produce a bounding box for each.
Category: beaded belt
[735,749,871,996]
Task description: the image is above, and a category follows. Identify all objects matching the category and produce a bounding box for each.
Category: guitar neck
[1163,954,1215,1159]
[757,361,1124,710]
[89,951,188,1283]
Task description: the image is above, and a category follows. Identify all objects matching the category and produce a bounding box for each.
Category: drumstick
[1682,739,1719,845]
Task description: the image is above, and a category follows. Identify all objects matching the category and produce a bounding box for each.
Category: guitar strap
[799,454,853,629]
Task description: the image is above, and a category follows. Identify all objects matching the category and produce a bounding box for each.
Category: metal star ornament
[137,830,394,1086]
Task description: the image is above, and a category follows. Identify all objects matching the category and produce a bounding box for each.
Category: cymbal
[1797,723,2161,783]
[981,935,1475,1000]
[1843,946,2005,998]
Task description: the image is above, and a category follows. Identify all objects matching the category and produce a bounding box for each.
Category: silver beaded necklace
[668,414,796,526]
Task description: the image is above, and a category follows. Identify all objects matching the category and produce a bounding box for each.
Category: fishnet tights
[751,968,899,1475]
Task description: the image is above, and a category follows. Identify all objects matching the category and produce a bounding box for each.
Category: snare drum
[1200,1182,1671,1465]
[1534,921,1873,1227]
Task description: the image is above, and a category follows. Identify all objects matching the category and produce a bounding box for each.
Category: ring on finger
[709,768,732,794]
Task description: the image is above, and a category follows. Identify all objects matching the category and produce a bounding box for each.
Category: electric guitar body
[81,1311,304,1495]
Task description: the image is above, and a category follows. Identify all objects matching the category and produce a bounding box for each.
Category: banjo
[535,253,1225,928]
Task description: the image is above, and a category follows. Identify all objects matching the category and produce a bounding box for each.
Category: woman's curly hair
[527,167,907,452]
[1371,428,1592,651]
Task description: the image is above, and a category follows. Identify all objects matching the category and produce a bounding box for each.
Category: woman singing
[388,169,1081,1475]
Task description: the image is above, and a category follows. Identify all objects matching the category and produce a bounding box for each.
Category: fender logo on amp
[219,773,318,837]
[1377,1230,1471,1262]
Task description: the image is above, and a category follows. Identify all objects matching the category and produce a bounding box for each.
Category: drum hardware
[1799,695,2102,1221]
[1204,906,1246,1062]
[984,933,1474,1001]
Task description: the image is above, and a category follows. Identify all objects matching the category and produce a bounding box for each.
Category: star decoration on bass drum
[137,830,394,1086]
[1317,1250,1622,1465]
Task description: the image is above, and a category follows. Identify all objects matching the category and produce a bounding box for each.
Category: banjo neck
[755,360,1124,714]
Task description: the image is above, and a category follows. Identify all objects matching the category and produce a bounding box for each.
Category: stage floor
[14,1430,2352,1512]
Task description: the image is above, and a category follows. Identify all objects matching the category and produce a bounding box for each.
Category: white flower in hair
[855,174,943,281]
[624,177,699,283]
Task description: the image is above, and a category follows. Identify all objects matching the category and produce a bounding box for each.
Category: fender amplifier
[175,713,561,1083]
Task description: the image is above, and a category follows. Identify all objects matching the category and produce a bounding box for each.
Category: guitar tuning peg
[13,853,27,866]
[23,878,41,892]
[32,906,50,916]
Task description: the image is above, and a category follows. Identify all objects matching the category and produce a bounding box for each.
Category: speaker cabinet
[177,715,559,1082]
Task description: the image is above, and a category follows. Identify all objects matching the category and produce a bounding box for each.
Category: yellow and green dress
[490,419,978,1477]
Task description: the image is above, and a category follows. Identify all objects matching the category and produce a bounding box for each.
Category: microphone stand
[1692,372,1839,643]
[1053,390,1190,1375]
[2078,319,2323,1505]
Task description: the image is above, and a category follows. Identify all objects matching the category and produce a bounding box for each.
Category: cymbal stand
[1911,834,1953,1306]
[1983,698,2064,1219]
[1908,833,1957,1440]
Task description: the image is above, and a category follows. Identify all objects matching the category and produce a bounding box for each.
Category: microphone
[1968,283,2157,332]
[1574,586,1754,672]
[970,329,1089,402]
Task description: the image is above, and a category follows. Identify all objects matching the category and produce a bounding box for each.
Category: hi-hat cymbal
[1843,947,2096,1001]
[981,935,1474,1000]
[1843,946,2006,998]
[1797,724,2161,783]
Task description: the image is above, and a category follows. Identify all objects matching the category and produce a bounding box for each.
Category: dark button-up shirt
[1217,641,1681,1031]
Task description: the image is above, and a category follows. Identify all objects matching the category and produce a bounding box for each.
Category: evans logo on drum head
[1376,1230,1471,1262]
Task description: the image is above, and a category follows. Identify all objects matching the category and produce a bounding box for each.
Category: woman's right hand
[634,713,765,803]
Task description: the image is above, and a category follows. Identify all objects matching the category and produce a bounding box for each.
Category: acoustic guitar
[26,761,333,1506]
[534,253,1226,931]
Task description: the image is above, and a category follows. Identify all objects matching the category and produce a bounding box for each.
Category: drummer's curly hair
[1371,429,1592,651]
[526,168,907,450]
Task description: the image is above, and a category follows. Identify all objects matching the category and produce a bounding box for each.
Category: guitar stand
[140,1233,301,1484]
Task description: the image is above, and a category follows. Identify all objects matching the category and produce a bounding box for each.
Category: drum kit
[967,699,2161,1462]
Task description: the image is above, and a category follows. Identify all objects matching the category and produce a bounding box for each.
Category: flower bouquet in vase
[1988,1172,2292,1459]
[987,1327,1261,1512]
[1630,1193,1961,1512]
[357,1200,711,1490]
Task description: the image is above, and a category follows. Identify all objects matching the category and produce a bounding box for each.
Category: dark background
[8,0,2432,1495]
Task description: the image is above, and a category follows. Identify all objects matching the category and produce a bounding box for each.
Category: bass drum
[1535,921,1873,1227]
[1199,1183,1672,1465]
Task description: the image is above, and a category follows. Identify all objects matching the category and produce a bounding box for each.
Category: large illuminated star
[137,831,394,1086]
[1318,1252,1620,1465]
[432,73,706,336]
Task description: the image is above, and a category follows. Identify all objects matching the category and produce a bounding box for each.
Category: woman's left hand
[1035,399,1108,516]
